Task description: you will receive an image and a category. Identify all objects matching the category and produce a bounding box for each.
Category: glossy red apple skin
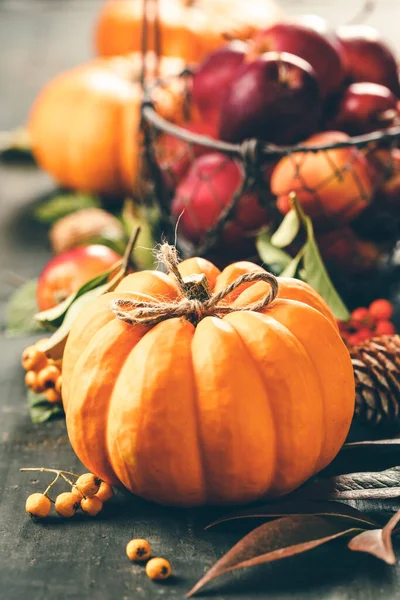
[157,120,218,191]
[171,153,269,249]
[219,51,321,145]
[191,41,247,128]
[331,82,398,136]
[36,244,121,310]
[336,25,400,96]
[250,19,344,97]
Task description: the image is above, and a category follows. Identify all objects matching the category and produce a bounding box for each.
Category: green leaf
[270,209,300,248]
[39,273,124,361]
[280,247,305,278]
[5,279,44,337]
[27,389,64,423]
[35,260,122,329]
[256,231,292,274]
[33,193,101,225]
[121,200,157,270]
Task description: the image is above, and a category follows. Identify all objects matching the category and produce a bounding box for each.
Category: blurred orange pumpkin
[29,53,185,196]
[95,0,283,63]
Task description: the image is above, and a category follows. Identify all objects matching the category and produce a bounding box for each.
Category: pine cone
[351,334,400,427]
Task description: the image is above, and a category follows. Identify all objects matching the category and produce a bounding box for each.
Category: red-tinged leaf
[206,500,378,530]
[348,509,400,565]
[294,467,400,501]
[187,515,360,598]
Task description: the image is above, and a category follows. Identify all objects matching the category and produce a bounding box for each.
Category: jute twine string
[111,243,279,326]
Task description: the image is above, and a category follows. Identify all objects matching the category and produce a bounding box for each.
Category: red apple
[36,244,121,310]
[191,41,247,128]
[171,153,269,249]
[330,82,398,136]
[219,51,321,145]
[249,18,344,97]
[156,120,218,191]
[336,25,400,96]
[317,227,380,274]
[271,131,375,227]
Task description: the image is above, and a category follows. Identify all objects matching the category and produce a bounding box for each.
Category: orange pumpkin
[62,252,354,507]
[29,53,185,196]
[95,0,283,63]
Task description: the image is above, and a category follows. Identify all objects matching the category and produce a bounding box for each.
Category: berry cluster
[338,298,396,347]
[21,339,62,404]
[23,468,113,519]
[126,538,172,581]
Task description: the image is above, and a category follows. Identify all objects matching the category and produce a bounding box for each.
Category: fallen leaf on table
[206,500,378,530]
[348,509,400,564]
[293,466,400,501]
[187,515,360,597]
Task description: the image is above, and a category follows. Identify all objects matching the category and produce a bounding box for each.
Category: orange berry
[55,492,80,517]
[375,320,396,336]
[75,473,101,497]
[25,493,51,518]
[55,375,62,395]
[81,496,103,516]
[95,482,113,502]
[369,299,393,321]
[25,370,37,389]
[146,557,171,580]
[45,388,62,404]
[21,346,47,372]
[36,365,61,390]
[71,485,84,500]
[126,539,152,562]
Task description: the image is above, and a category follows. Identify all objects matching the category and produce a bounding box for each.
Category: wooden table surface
[2,1,400,599]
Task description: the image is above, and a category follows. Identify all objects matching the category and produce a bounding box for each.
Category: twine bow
[111,243,279,326]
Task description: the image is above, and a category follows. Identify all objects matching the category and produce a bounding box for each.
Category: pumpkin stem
[182,273,211,302]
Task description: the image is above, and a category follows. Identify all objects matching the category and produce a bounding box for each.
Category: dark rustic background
[2,1,400,599]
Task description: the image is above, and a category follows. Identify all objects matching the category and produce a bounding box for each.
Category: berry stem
[43,472,60,497]
[20,467,80,478]
[60,472,76,487]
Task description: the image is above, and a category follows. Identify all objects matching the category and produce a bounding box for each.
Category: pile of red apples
[155,17,400,268]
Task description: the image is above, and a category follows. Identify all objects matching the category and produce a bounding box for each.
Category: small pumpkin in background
[29,53,185,196]
[62,246,354,507]
[95,0,283,63]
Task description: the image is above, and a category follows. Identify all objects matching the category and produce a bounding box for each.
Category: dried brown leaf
[206,500,378,530]
[348,509,400,565]
[294,467,400,501]
[187,515,360,597]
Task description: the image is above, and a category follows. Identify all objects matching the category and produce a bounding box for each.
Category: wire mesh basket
[138,0,400,287]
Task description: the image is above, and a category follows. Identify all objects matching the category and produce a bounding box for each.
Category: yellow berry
[81,496,103,516]
[95,482,113,502]
[45,388,62,404]
[55,375,62,395]
[55,492,80,517]
[25,493,51,518]
[25,370,37,389]
[126,539,152,562]
[146,557,171,580]
[75,473,101,497]
[21,346,47,372]
[36,365,60,390]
